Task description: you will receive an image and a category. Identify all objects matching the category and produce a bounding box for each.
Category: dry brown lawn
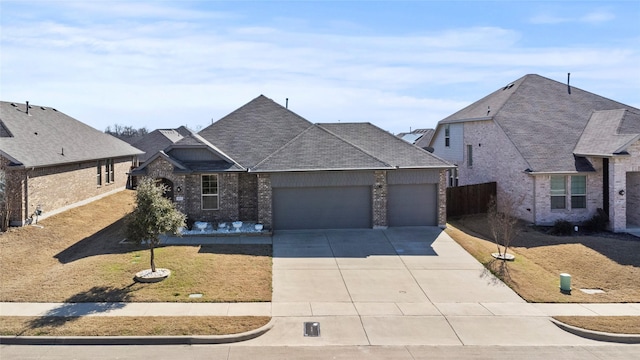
[553,316,640,334]
[447,215,640,303]
[0,190,273,336]
[0,190,272,303]
[447,215,640,335]
[0,316,270,336]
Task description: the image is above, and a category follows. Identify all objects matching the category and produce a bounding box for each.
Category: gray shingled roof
[0,101,143,168]
[195,95,451,172]
[251,125,390,171]
[198,95,313,168]
[168,130,244,169]
[136,95,452,173]
[131,128,185,163]
[574,109,640,156]
[438,74,639,172]
[320,123,450,169]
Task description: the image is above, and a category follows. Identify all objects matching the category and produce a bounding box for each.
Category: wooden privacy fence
[446,182,496,217]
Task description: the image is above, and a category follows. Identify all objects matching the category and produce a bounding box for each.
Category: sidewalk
[3,301,639,318]
[2,301,639,346]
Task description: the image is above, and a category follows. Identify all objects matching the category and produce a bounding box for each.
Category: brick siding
[460,120,535,223]
[372,170,388,227]
[2,156,134,225]
[257,174,272,229]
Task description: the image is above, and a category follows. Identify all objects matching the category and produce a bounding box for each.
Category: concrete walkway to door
[241,227,636,347]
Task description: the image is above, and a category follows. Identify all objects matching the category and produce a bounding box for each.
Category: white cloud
[530,9,615,25]
[1,2,638,134]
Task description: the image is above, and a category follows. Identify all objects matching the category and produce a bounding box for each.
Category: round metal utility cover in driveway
[273,186,372,230]
[387,183,437,226]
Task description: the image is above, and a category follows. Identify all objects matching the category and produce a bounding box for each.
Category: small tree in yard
[486,194,522,261]
[126,177,185,273]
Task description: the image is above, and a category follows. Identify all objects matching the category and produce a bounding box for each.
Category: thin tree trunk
[150,243,156,272]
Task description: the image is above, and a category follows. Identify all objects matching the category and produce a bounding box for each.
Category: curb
[550,318,640,344]
[0,317,274,345]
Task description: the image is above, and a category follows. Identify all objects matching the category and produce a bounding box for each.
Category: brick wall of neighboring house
[238,173,258,222]
[533,169,603,227]
[1,156,25,226]
[6,156,134,225]
[610,140,640,231]
[460,120,535,223]
[372,170,388,228]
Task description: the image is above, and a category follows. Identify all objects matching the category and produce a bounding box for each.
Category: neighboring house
[429,74,640,232]
[0,101,143,226]
[397,128,435,150]
[132,95,453,230]
[131,126,191,164]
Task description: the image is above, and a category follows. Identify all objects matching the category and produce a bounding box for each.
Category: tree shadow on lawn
[23,285,137,331]
[480,259,513,286]
[54,216,146,264]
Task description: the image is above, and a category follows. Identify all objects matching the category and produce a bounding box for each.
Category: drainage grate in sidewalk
[303,322,320,337]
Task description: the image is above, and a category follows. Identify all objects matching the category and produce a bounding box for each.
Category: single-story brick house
[429,74,640,232]
[0,101,143,226]
[132,95,453,230]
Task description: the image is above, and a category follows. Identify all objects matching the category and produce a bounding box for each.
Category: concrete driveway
[241,227,604,347]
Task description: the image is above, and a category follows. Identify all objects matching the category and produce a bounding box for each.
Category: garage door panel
[388,184,437,226]
[273,186,371,230]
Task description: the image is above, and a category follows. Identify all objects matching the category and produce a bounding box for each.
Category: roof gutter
[438,116,493,125]
[525,170,595,175]
[248,165,454,173]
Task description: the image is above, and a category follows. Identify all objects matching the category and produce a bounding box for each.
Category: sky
[1,0,639,134]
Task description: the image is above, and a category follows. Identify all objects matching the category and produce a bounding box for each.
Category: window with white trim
[550,175,587,210]
[96,161,102,186]
[550,176,566,209]
[445,124,450,147]
[105,159,115,183]
[571,176,586,209]
[201,174,219,210]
